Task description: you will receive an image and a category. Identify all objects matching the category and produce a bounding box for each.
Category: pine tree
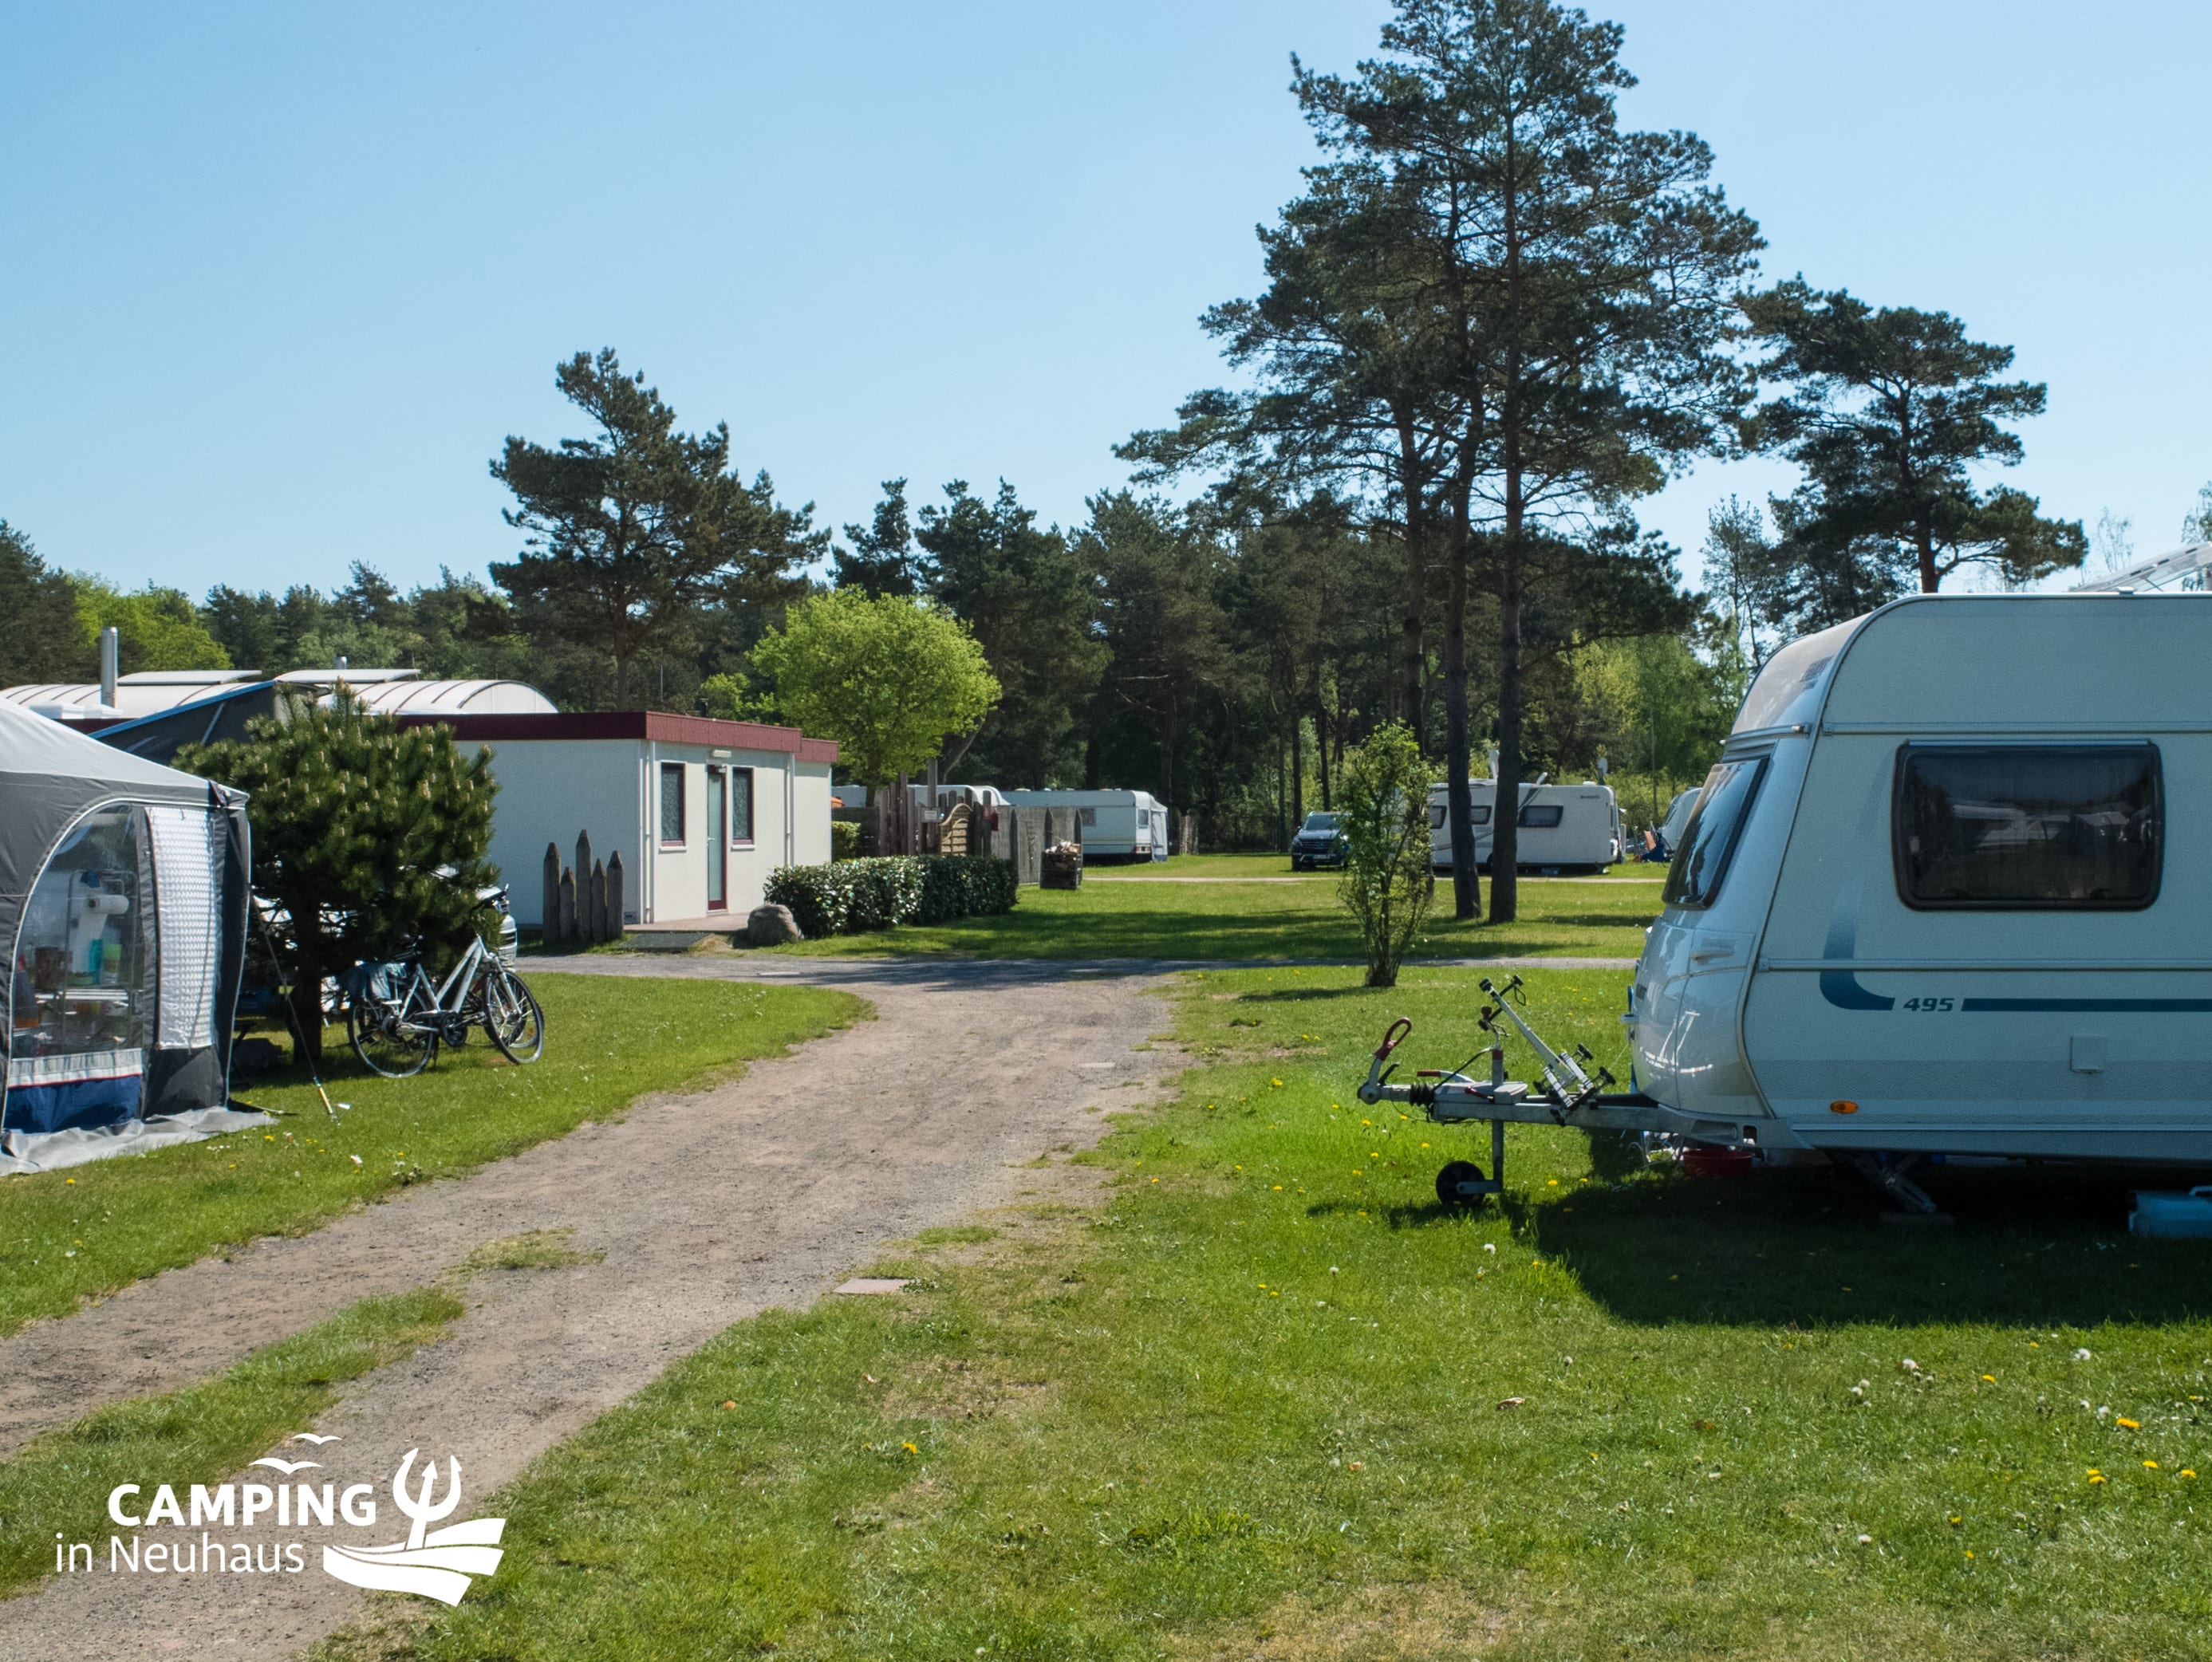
[178,695,498,1064]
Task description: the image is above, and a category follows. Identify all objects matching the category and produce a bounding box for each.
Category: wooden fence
[542,831,625,946]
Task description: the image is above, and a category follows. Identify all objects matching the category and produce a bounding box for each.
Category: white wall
[463,739,645,928]
[464,736,834,927]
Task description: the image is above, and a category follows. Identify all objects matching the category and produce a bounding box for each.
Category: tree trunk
[1396,407,1429,742]
[1159,705,1177,818]
[1290,710,1304,830]
[1916,523,1940,593]
[1443,517,1481,921]
[1492,557,1524,924]
[1311,661,1332,811]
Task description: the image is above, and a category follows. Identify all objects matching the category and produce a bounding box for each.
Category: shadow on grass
[1526,1161,2212,1329]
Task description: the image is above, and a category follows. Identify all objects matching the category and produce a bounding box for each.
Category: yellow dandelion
[1981,1374,1996,1383]
[2118,1416,2142,1430]
[2145,1460,2160,1469]
[2182,1470,2198,1479]
[64,1178,74,1186]
[902,1442,918,1453]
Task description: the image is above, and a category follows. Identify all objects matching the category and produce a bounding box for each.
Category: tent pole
[250,897,340,1120]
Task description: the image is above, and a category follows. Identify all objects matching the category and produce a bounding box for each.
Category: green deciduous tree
[1743,281,2087,596]
[1336,722,1438,987]
[74,577,231,673]
[177,695,498,1065]
[0,522,90,685]
[491,349,822,708]
[749,589,1000,787]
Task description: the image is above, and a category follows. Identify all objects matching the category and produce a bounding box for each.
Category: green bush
[917,853,1018,924]
[829,819,861,862]
[766,856,1016,936]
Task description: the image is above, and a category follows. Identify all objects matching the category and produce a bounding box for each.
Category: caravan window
[1663,758,1768,908]
[1428,802,1491,829]
[1893,745,2162,909]
[1518,804,1563,828]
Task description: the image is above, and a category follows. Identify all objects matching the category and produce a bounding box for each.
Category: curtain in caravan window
[148,805,225,1050]
[1894,745,2162,908]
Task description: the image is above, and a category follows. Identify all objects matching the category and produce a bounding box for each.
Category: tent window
[1664,758,1768,909]
[1893,744,2162,909]
[6,808,152,1134]
[1518,805,1563,828]
[148,805,225,1050]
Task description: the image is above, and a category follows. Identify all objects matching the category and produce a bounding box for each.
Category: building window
[1078,807,1098,827]
[659,762,685,845]
[730,768,755,845]
[1893,744,2162,910]
[1517,804,1563,828]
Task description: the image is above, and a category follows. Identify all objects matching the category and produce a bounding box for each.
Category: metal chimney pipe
[99,626,119,709]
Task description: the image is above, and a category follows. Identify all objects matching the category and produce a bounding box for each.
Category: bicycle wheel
[483,965,545,1064]
[349,997,435,1077]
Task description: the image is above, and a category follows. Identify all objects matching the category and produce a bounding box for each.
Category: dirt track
[0,957,1177,1662]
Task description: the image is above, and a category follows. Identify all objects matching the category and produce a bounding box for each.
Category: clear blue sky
[4,1,2207,600]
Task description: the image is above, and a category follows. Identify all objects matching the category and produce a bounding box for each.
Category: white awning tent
[0,701,265,1174]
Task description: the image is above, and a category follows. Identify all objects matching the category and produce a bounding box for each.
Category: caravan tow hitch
[1359,977,1671,1207]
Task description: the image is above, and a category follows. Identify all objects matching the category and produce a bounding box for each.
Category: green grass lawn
[766,857,1662,962]
[0,974,865,1339]
[1087,853,1668,883]
[335,965,2212,1662]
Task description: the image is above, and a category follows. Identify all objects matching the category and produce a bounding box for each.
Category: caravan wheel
[1436,1160,1488,1208]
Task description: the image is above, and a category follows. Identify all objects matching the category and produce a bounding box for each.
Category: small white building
[402,712,837,928]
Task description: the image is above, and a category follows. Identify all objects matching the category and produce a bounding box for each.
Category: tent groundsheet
[0,1105,273,1176]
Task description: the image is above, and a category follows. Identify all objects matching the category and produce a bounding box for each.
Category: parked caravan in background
[1427,781,1623,874]
[1000,790,1169,861]
[1630,592,2212,1168]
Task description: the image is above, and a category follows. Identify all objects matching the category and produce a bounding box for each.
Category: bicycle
[342,896,545,1078]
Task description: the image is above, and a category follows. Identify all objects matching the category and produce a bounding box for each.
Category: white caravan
[1356,593,2212,1215]
[1631,592,2212,1169]
[1428,780,1623,873]
[1000,790,1169,861]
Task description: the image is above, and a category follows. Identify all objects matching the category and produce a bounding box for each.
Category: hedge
[765,856,1016,937]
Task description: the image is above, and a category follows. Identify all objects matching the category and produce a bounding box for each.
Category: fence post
[607,850,626,933]
[542,842,560,939]
[589,858,609,942]
[557,868,577,945]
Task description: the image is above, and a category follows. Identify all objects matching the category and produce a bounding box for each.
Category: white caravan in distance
[1000,789,1169,861]
[1428,780,1624,874]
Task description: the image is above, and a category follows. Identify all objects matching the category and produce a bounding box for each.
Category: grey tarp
[0,699,255,1168]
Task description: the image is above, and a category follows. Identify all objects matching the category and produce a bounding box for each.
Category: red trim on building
[392,711,838,764]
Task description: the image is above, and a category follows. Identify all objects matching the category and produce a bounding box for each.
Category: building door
[705,766,727,911]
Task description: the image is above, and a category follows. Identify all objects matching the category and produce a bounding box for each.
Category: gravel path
[0,958,1179,1661]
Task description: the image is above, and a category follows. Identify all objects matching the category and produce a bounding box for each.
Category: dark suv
[1289,811,1347,871]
